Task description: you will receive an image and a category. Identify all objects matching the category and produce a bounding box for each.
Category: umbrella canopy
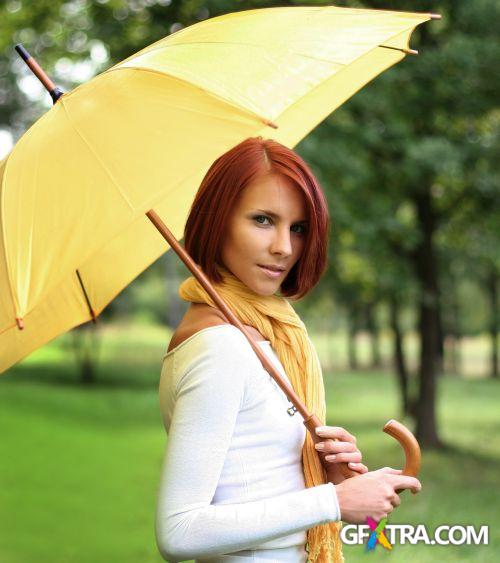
[0,5,438,373]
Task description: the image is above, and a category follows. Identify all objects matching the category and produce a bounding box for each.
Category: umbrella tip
[16,317,24,330]
[263,118,278,130]
[14,43,31,61]
[429,13,442,20]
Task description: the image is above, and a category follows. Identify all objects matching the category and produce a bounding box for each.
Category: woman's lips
[258,265,284,279]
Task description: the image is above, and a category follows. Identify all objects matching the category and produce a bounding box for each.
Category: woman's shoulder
[167,303,225,353]
[167,303,266,354]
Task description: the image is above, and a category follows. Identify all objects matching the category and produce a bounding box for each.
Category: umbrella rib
[108,66,278,130]
[0,158,18,326]
[131,39,282,54]
[158,40,414,62]
[121,40,347,72]
[380,44,418,55]
[1,152,31,330]
[59,97,136,211]
[75,269,97,324]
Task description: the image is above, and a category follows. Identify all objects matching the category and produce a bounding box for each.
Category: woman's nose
[270,227,292,257]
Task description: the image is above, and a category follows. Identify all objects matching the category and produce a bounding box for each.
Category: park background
[0,0,498,561]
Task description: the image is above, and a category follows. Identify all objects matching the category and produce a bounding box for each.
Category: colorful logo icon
[366,517,393,551]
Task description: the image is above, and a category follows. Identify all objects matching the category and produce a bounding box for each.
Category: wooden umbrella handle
[383,418,421,495]
[383,419,421,477]
[304,414,421,485]
[146,209,421,487]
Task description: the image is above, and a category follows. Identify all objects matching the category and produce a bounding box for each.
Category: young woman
[155,137,421,562]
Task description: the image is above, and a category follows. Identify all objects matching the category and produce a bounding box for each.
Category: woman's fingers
[325,451,362,463]
[390,493,402,507]
[348,462,368,473]
[315,426,356,443]
[315,440,358,455]
[313,427,366,471]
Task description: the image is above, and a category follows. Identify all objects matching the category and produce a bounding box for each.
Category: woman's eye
[253,215,306,235]
[254,215,271,225]
[292,224,307,235]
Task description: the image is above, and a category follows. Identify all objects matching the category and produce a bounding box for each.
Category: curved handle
[382,419,421,477]
[305,415,421,487]
[383,418,421,495]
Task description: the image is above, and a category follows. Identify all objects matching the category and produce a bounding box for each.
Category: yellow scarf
[178,264,344,562]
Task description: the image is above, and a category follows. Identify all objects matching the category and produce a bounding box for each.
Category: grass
[0,322,498,562]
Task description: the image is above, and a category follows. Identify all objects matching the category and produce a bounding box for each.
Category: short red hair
[183,137,330,300]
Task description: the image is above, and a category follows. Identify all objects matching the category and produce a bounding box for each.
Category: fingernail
[315,443,325,450]
[326,455,336,461]
[315,427,327,435]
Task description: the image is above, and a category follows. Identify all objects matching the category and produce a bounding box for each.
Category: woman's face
[219,173,308,296]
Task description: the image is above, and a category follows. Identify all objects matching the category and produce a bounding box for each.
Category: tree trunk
[347,308,359,370]
[487,266,499,379]
[70,323,101,385]
[436,293,445,377]
[365,301,382,369]
[389,294,409,417]
[412,189,444,448]
[448,282,462,376]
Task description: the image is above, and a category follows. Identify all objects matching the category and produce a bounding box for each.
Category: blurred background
[0,1,498,562]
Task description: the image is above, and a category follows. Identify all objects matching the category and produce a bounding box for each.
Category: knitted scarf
[178,264,344,562]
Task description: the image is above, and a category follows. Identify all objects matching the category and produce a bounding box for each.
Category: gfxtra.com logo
[340,520,489,548]
[366,517,392,551]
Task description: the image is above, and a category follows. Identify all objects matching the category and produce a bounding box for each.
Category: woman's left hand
[314,426,368,476]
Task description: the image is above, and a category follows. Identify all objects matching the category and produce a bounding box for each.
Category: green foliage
[295,0,499,338]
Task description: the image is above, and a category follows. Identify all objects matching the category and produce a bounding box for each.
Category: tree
[299,0,500,448]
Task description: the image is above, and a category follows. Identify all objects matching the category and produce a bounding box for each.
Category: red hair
[183,137,330,300]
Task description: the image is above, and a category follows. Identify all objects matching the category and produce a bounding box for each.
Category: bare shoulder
[167,303,227,353]
[167,303,266,353]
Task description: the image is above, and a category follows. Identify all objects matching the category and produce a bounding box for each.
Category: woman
[155,137,421,562]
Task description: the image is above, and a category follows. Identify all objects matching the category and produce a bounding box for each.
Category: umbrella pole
[146,208,421,482]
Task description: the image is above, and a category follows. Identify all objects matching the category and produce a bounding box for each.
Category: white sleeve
[155,330,340,562]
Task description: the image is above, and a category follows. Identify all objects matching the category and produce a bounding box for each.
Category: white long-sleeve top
[155,324,341,562]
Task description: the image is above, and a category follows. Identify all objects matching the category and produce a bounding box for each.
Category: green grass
[0,323,498,562]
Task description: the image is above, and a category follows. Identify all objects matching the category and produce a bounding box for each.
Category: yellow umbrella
[0,5,440,374]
